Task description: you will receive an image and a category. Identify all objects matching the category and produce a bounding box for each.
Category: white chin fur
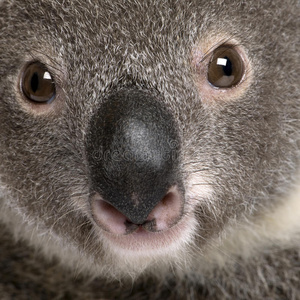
[97,214,198,279]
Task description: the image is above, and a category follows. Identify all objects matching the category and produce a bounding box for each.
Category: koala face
[0,0,299,278]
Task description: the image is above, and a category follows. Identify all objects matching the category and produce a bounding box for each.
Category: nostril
[91,186,184,235]
[146,186,183,232]
[91,195,129,235]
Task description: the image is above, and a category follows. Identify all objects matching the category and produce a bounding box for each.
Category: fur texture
[0,0,299,299]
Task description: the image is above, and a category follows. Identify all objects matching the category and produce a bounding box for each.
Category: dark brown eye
[21,62,56,103]
[207,46,245,88]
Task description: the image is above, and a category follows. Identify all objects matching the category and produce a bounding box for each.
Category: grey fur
[0,0,299,299]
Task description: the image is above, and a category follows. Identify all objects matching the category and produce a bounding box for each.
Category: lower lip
[100,215,195,253]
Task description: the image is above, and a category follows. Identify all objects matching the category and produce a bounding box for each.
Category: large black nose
[86,88,180,224]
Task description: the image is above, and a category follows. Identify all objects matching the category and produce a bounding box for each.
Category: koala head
[0,0,299,279]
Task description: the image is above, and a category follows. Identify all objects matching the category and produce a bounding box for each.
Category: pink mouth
[101,214,193,253]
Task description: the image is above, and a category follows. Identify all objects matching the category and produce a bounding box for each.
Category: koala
[0,0,299,299]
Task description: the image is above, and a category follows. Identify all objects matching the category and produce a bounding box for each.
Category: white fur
[201,180,300,269]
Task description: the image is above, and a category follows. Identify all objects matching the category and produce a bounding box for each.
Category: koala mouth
[91,185,184,236]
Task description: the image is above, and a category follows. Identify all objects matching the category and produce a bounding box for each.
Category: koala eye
[21,62,56,103]
[207,46,245,88]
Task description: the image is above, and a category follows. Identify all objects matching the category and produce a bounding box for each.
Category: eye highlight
[21,62,56,103]
[207,46,245,88]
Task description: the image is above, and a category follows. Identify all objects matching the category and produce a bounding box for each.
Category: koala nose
[86,88,182,225]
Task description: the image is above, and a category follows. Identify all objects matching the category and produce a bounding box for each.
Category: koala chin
[0,0,299,299]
